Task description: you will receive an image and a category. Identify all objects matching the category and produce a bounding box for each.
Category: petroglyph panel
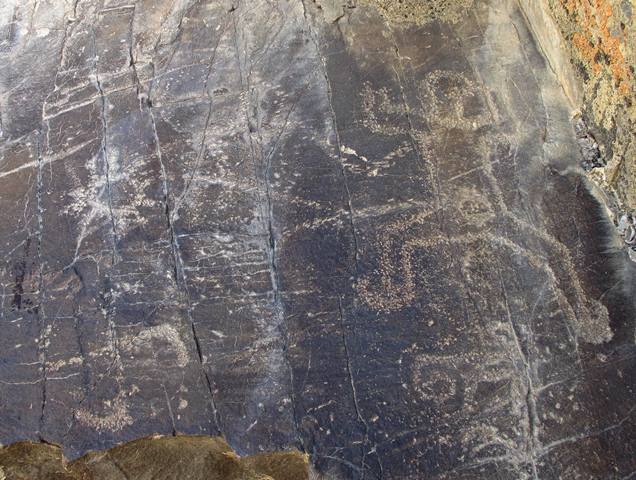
[0,0,634,478]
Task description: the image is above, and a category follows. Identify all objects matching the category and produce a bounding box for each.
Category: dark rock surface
[0,0,634,478]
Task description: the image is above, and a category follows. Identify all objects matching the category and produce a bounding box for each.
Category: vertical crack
[28,0,41,35]
[147,88,224,437]
[35,130,49,438]
[148,107,181,286]
[389,39,444,230]
[338,296,370,478]
[231,0,305,450]
[91,18,119,265]
[126,5,144,112]
[261,112,306,452]
[301,1,360,274]
[499,272,540,480]
[162,384,178,436]
[34,0,83,428]
[260,89,306,451]
[172,13,229,214]
[145,25,225,432]
[300,5,375,474]
[95,74,118,265]
[89,4,126,412]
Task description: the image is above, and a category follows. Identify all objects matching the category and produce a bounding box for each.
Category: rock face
[0,436,309,479]
[521,0,636,230]
[0,0,635,479]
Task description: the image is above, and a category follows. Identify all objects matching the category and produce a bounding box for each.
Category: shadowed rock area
[0,0,635,478]
[518,0,636,260]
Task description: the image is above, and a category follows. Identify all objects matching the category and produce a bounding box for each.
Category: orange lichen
[560,0,633,95]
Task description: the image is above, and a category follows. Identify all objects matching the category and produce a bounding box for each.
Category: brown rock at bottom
[0,436,309,480]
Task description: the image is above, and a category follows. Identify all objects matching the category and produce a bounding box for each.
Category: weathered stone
[0,0,634,478]
[520,0,636,234]
[359,0,474,24]
[0,436,308,479]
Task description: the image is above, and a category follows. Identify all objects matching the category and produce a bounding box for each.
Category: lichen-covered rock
[360,0,474,24]
[0,436,308,480]
[527,0,636,217]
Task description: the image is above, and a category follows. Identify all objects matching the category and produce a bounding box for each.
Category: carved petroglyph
[75,388,135,432]
[357,68,613,345]
[122,323,190,368]
[419,70,491,131]
[412,356,465,411]
[361,70,489,136]
[1,1,632,477]
[73,324,189,433]
[357,199,612,344]
[361,82,407,136]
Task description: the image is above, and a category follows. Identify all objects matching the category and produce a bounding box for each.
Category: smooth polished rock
[0,0,634,478]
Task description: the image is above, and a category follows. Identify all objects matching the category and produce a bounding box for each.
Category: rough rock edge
[518,0,636,261]
[359,0,475,25]
[0,435,310,480]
